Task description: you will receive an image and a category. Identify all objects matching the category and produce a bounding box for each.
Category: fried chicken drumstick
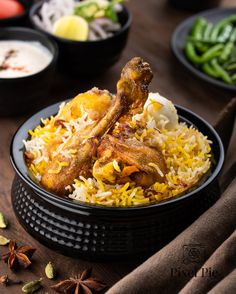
[41,57,159,194]
[93,58,167,187]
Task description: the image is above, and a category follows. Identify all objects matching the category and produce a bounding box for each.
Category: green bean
[185,41,202,64]
[226,48,236,65]
[231,73,236,82]
[202,62,220,78]
[226,63,236,71]
[210,14,236,41]
[187,37,222,44]
[222,60,233,69]
[222,55,236,69]
[231,47,236,59]
[229,28,236,42]
[195,41,210,53]
[203,22,213,40]
[210,58,232,83]
[217,24,233,42]
[200,44,224,63]
[219,42,234,63]
[191,17,208,40]
[185,42,223,64]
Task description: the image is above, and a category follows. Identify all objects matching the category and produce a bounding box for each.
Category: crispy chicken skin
[93,135,167,187]
[116,56,153,123]
[41,57,153,194]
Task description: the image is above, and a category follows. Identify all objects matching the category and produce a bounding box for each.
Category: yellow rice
[24,103,212,207]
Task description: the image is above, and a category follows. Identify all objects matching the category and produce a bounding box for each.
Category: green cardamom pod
[45,262,56,279]
[0,235,10,245]
[0,212,7,229]
[22,278,42,293]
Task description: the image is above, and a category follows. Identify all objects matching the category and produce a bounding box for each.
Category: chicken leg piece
[93,58,168,187]
[93,135,167,187]
[116,56,153,123]
[41,57,153,195]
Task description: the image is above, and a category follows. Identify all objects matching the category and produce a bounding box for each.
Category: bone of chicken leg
[116,56,153,123]
[41,57,153,194]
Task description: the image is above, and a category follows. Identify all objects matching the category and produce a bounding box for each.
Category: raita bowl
[0,27,58,116]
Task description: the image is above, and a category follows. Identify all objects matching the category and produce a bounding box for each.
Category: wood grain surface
[0,0,235,293]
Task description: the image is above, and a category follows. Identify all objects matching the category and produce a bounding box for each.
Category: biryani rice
[24,94,212,207]
[67,123,211,206]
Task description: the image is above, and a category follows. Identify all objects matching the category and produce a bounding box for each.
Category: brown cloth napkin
[107,179,236,294]
[208,268,236,294]
[107,99,236,294]
[214,97,236,153]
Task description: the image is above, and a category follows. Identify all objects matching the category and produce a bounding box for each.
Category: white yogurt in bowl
[0,40,53,78]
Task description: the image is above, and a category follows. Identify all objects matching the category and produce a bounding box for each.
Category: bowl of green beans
[171,8,236,90]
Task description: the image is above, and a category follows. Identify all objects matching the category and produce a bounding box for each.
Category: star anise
[2,240,36,270]
[51,268,106,294]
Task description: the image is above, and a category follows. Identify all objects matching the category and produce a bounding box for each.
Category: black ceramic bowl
[168,0,221,11]
[171,8,236,91]
[10,102,224,260]
[29,1,132,74]
[0,27,58,116]
[0,0,32,27]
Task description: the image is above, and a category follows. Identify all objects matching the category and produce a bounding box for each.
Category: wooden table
[0,0,235,293]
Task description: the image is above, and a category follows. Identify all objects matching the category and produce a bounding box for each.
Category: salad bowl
[30,1,132,74]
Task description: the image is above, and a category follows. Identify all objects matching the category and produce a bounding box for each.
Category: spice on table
[0,235,10,245]
[45,261,56,279]
[0,275,8,285]
[2,240,36,270]
[51,268,106,293]
[0,212,8,228]
[0,274,22,286]
[22,278,42,294]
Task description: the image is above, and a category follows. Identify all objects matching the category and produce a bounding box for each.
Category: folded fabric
[214,97,236,153]
[180,230,236,294]
[107,98,236,294]
[107,178,236,294]
[208,268,236,294]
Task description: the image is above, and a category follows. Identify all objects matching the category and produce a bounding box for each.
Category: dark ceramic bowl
[29,1,132,74]
[171,8,236,91]
[10,102,224,260]
[0,27,58,116]
[0,0,32,27]
[168,0,221,11]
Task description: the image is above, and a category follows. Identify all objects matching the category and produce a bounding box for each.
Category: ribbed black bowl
[10,102,224,260]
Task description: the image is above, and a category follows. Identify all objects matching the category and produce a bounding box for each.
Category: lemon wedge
[53,15,89,41]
